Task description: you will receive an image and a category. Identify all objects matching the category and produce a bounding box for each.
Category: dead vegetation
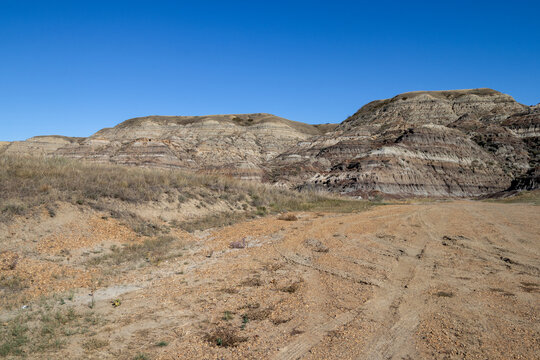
[0,154,372,232]
[204,326,248,347]
[86,235,183,267]
[277,213,298,221]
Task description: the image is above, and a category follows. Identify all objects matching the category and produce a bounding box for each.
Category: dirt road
[2,200,539,359]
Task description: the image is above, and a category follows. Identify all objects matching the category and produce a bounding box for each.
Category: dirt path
[2,201,539,359]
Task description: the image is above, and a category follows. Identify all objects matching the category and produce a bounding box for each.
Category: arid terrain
[1,88,539,359]
[1,156,539,359]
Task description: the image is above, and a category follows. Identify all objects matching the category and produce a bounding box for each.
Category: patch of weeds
[243,306,273,321]
[45,204,56,217]
[280,282,301,293]
[434,291,454,298]
[220,287,238,294]
[222,311,234,321]
[240,315,249,329]
[155,341,168,347]
[1,203,26,218]
[241,277,262,287]
[0,304,103,357]
[82,338,109,350]
[87,235,179,267]
[133,354,150,360]
[277,213,298,221]
[0,274,27,293]
[256,206,268,216]
[205,326,247,347]
[0,320,28,356]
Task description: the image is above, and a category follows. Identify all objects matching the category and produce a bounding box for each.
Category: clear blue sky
[1,0,539,141]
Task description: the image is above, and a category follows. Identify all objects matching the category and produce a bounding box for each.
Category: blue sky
[1,0,539,141]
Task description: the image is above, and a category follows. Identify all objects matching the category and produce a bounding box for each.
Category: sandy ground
[1,200,539,359]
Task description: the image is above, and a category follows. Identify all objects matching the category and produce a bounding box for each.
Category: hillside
[270,88,539,198]
[3,114,336,181]
[3,89,538,198]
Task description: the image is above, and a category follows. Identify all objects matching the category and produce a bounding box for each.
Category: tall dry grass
[0,155,372,228]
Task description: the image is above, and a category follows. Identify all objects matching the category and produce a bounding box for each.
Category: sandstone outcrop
[2,136,82,157]
[269,89,538,197]
[3,89,537,198]
[3,114,335,181]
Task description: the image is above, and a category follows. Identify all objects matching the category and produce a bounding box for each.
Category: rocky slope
[269,89,538,197]
[3,114,336,180]
[3,89,538,198]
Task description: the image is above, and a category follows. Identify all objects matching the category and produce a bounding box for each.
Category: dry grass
[0,155,373,232]
[82,337,109,350]
[485,189,540,205]
[277,213,298,221]
[204,326,248,347]
[87,235,181,267]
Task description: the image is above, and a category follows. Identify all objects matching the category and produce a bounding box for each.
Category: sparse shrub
[87,235,179,267]
[222,311,234,321]
[280,282,301,293]
[1,203,25,217]
[435,291,454,298]
[0,274,27,293]
[277,213,298,221]
[82,338,109,350]
[133,354,149,360]
[243,306,273,321]
[205,326,247,347]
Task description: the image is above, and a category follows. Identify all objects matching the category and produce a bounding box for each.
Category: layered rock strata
[3,89,537,197]
[269,89,538,197]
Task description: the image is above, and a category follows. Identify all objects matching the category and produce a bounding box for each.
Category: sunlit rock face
[6,114,335,181]
[268,89,538,197]
[3,89,537,198]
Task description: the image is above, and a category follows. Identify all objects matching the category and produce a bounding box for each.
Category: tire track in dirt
[354,207,434,360]
[273,208,427,360]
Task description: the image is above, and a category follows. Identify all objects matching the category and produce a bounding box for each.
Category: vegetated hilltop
[2,89,538,198]
[270,89,539,197]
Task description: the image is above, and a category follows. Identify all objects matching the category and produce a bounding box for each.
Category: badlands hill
[2,88,538,197]
[2,114,336,181]
[271,89,539,197]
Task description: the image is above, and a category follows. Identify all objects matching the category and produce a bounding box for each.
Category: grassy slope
[484,189,540,206]
[0,155,372,231]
